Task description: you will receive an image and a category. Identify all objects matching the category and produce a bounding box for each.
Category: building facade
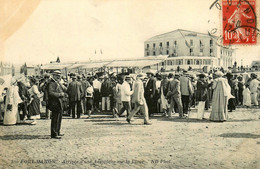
[0,62,13,76]
[144,29,234,71]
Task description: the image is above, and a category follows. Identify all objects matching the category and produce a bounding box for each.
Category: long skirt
[28,97,41,119]
[4,104,20,125]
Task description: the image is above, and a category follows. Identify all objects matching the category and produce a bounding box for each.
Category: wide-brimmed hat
[215,71,224,77]
[16,74,25,82]
[11,77,17,85]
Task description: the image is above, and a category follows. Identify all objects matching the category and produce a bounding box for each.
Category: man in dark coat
[144,71,156,116]
[48,70,67,139]
[100,75,112,111]
[41,73,51,119]
[67,74,84,118]
[196,74,209,110]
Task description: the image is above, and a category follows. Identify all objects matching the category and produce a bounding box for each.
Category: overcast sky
[4,0,260,66]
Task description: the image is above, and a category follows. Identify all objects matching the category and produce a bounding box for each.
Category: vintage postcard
[0,0,259,169]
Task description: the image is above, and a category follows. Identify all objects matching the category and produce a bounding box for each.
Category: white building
[144,29,234,71]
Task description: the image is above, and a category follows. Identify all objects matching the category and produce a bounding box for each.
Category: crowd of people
[0,69,259,139]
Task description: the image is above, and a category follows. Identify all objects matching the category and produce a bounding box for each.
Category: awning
[106,59,165,68]
[41,63,72,70]
[67,63,85,69]
[81,61,111,69]
[106,55,168,68]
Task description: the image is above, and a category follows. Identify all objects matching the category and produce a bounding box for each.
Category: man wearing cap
[67,74,84,118]
[144,71,156,116]
[127,74,151,125]
[179,70,193,115]
[48,70,67,139]
[167,74,183,118]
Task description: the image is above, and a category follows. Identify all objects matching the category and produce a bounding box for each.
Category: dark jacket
[17,81,29,102]
[144,77,156,98]
[48,79,67,112]
[67,80,84,102]
[100,79,112,97]
[196,79,208,101]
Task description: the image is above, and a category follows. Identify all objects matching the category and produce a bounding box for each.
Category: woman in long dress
[243,84,251,107]
[28,78,41,124]
[3,77,22,125]
[209,71,233,122]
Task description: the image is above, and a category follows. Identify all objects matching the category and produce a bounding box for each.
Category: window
[174,40,177,46]
[190,48,193,56]
[147,52,149,56]
[210,39,213,47]
[187,60,191,65]
[200,40,203,47]
[146,44,149,48]
[159,42,162,47]
[200,48,203,53]
[173,49,177,55]
[196,60,200,65]
[166,41,169,46]
[177,59,183,65]
[153,51,156,56]
[166,50,169,55]
[210,49,213,56]
[167,60,172,65]
[153,43,156,48]
[190,39,193,46]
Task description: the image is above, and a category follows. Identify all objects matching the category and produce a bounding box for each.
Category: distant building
[0,62,12,76]
[144,29,234,71]
[251,60,260,70]
[20,63,41,76]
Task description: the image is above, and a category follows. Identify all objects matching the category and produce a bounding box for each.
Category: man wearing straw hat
[48,70,67,139]
[127,74,152,125]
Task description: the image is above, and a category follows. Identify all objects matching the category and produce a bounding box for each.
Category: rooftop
[146,29,218,41]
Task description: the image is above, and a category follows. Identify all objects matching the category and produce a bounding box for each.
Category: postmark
[222,0,257,45]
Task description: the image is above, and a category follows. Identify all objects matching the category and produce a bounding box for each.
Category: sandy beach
[0,107,260,169]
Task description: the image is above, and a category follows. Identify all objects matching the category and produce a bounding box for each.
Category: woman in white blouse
[28,78,42,124]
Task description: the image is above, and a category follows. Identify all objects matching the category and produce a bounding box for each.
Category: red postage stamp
[222,0,257,45]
